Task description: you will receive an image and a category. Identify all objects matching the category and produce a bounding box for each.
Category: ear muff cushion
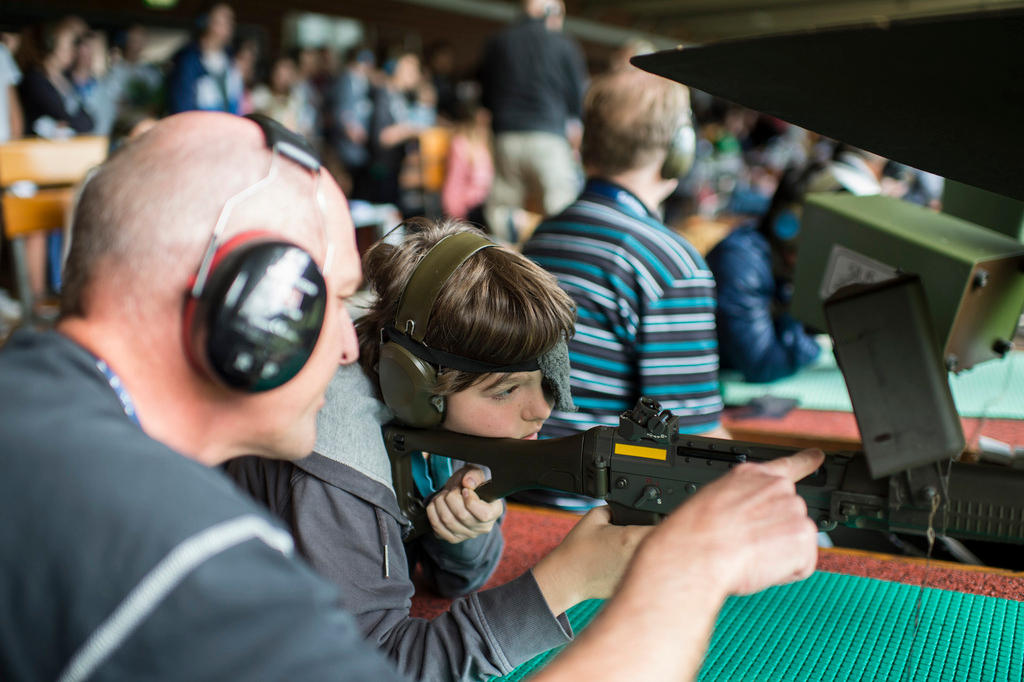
[661,123,697,179]
[378,342,444,427]
[186,238,327,391]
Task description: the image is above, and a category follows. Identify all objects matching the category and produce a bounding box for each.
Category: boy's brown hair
[356,218,576,395]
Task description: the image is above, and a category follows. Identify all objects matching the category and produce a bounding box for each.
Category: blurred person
[523,68,726,438]
[293,46,325,145]
[705,163,823,383]
[424,40,458,120]
[898,165,944,209]
[68,30,114,135]
[19,19,93,136]
[408,76,438,129]
[0,109,821,682]
[365,52,427,213]
[17,18,93,309]
[706,149,882,384]
[0,34,22,142]
[1,28,21,54]
[0,34,23,323]
[441,97,493,223]
[231,37,261,115]
[827,145,884,195]
[105,24,163,115]
[249,55,304,134]
[329,47,376,196]
[479,0,586,241]
[166,2,243,114]
[0,36,23,326]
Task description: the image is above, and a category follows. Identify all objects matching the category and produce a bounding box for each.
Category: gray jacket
[227,365,572,681]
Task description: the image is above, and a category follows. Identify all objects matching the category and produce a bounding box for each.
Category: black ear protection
[377,231,497,427]
[660,117,697,180]
[183,113,329,392]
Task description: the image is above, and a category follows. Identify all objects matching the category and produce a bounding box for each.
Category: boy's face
[442,370,552,439]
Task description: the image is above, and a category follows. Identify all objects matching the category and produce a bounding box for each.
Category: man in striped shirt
[524,68,724,438]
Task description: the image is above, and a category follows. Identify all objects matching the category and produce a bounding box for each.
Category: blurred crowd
[0,1,943,339]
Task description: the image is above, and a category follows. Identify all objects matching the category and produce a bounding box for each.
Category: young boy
[227,219,650,681]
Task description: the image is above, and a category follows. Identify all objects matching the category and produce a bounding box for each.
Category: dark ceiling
[571,0,1024,44]
[8,0,1024,70]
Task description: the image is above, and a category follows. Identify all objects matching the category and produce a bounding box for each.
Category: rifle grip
[474,480,501,503]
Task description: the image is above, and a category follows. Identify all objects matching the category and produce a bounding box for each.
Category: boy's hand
[426,465,504,544]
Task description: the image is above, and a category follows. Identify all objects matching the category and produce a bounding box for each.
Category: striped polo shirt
[523,179,723,437]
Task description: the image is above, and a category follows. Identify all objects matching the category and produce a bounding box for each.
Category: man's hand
[637,448,824,598]
[532,449,824,682]
[426,465,504,544]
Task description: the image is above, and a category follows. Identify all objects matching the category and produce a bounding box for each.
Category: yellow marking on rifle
[614,443,668,461]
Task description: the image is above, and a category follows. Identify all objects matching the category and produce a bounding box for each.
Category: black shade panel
[632,9,1024,201]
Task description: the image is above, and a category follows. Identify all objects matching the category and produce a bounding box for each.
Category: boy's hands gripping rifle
[385,398,1024,545]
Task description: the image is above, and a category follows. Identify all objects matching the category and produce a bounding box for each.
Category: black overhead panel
[632,9,1024,201]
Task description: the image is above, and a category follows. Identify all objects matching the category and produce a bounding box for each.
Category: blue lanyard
[585,179,662,224]
[95,359,141,426]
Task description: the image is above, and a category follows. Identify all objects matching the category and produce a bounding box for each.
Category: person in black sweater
[478,0,586,240]
[19,19,94,136]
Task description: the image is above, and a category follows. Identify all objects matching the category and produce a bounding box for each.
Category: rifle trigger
[634,485,663,507]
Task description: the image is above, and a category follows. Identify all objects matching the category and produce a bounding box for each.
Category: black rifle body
[385,403,1024,545]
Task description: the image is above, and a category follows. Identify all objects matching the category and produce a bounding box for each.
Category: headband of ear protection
[378,230,534,427]
[183,113,328,392]
[660,117,697,180]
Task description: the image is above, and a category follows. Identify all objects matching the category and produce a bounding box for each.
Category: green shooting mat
[492,571,1024,681]
[720,345,1024,419]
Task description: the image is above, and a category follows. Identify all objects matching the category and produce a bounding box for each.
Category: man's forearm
[534,556,727,681]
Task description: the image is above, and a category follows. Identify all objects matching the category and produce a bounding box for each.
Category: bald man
[0,112,821,681]
[0,112,395,681]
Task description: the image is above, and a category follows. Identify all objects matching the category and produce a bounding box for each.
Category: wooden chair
[0,136,107,318]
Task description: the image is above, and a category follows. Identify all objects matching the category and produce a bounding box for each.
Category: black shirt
[479,17,587,136]
[0,329,406,682]
[18,67,94,135]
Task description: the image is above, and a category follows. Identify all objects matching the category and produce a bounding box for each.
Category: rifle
[385,397,1024,545]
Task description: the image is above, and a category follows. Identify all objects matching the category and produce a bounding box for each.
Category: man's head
[356,218,575,434]
[60,112,361,462]
[581,69,692,178]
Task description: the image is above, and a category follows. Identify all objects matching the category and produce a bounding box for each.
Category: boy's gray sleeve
[287,472,573,681]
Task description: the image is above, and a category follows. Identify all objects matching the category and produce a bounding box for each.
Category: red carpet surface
[410,504,1024,620]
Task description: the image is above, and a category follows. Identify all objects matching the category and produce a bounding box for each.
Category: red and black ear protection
[183,114,328,392]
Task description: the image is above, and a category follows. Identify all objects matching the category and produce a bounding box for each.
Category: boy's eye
[491,384,519,400]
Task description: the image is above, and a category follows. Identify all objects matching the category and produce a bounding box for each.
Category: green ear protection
[660,119,697,180]
[378,231,497,427]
